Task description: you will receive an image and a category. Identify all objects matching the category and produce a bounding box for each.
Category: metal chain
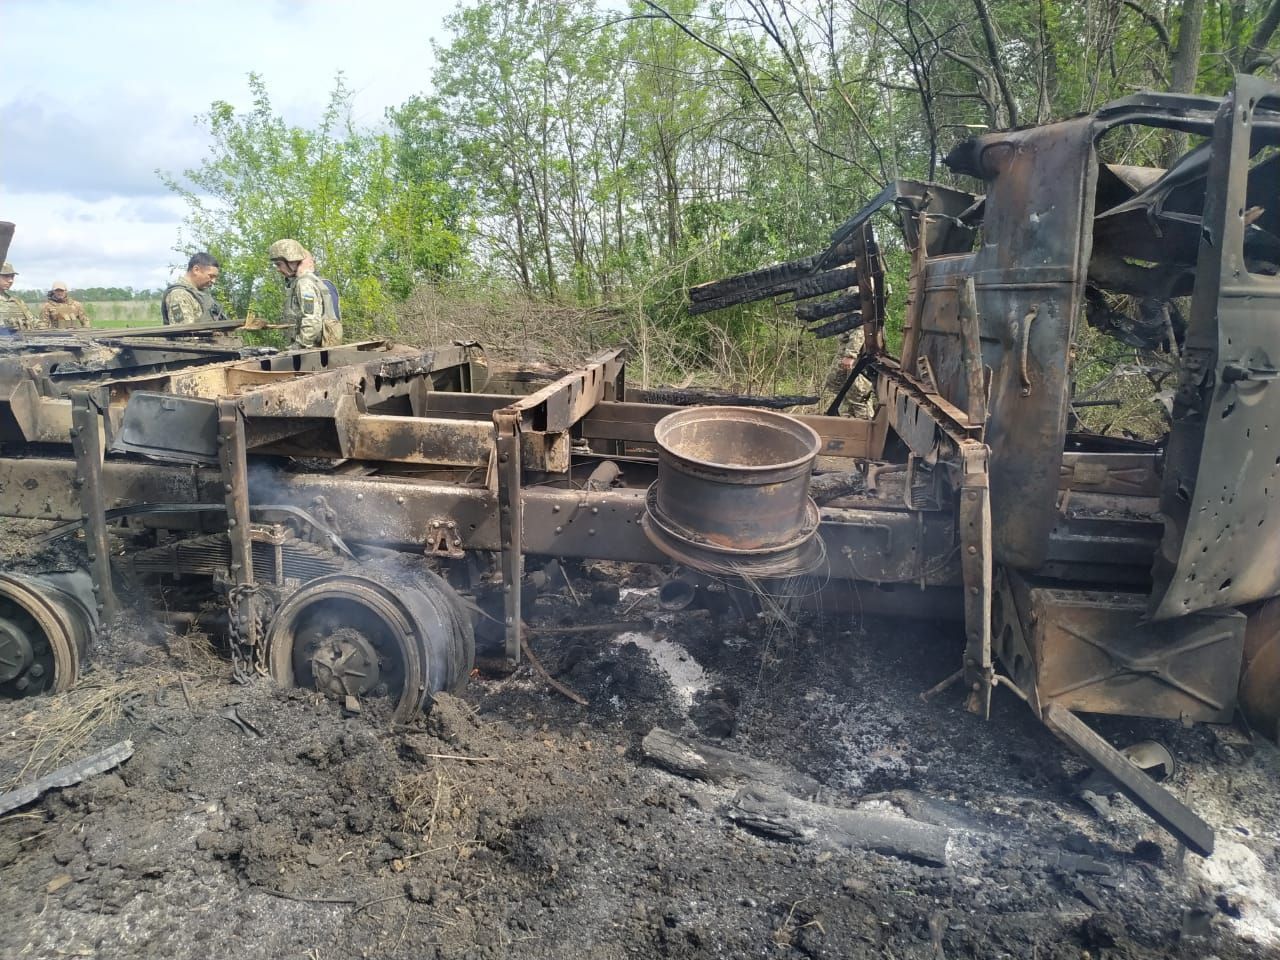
[227,581,268,683]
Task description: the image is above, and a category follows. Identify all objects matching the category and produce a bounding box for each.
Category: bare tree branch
[639,0,797,152]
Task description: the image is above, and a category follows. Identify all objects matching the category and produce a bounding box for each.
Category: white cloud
[0,0,454,287]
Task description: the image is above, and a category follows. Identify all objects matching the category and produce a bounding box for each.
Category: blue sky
[1,0,453,291]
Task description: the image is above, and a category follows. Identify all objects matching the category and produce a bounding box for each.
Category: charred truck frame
[1,77,1279,857]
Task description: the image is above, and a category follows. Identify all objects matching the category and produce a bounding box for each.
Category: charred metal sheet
[945,117,1098,571]
[1042,703,1214,857]
[112,394,219,463]
[1154,76,1280,618]
[1014,580,1243,723]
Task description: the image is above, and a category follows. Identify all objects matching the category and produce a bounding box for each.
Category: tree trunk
[1166,0,1206,165]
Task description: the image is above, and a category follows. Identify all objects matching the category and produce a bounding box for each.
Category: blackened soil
[2,567,1279,959]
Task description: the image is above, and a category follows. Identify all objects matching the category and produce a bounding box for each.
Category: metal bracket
[425,518,465,559]
[68,391,117,619]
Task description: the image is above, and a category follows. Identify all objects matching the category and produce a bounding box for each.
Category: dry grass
[0,671,155,791]
[394,282,835,402]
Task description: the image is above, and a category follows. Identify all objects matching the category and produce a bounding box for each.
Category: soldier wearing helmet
[162,252,227,326]
[0,262,36,330]
[40,281,89,330]
[269,239,341,350]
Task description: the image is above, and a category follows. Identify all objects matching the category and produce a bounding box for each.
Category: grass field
[82,300,160,328]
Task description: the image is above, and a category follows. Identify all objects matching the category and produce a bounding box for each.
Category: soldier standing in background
[40,281,90,329]
[161,252,227,325]
[823,326,875,419]
[0,262,36,329]
[268,239,342,350]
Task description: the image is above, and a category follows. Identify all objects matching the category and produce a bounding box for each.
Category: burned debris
[0,76,1279,869]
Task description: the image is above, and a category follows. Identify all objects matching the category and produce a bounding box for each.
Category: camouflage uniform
[270,241,341,350]
[283,269,341,349]
[0,262,36,330]
[823,326,875,419]
[40,286,89,329]
[161,277,224,326]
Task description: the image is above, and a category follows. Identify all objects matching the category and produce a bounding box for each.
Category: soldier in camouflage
[162,252,227,326]
[0,262,36,329]
[823,325,875,419]
[40,281,90,329]
[269,239,342,350]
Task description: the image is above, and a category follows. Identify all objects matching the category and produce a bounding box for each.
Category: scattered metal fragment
[218,704,264,738]
[0,739,134,815]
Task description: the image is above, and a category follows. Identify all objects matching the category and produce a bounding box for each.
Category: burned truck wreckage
[1,76,1279,859]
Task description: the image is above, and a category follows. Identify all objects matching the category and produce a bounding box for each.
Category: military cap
[268,239,308,262]
[0,262,16,276]
[50,280,68,291]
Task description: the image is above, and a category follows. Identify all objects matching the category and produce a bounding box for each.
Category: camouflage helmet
[50,280,68,291]
[268,239,308,262]
[0,262,16,276]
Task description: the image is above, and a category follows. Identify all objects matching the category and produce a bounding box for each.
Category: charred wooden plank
[795,292,863,322]
[808,312,865,339]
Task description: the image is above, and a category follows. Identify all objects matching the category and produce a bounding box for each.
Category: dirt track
[3,554,1280,959]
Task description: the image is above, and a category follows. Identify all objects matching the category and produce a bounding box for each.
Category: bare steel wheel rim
[266,575,426,721]
[0,573,90,698]
[264,567,474,721]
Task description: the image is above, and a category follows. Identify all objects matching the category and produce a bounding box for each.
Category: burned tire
[264,563,474,722]
[0,571,96,699]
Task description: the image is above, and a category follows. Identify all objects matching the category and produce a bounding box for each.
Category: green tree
[162,74,468,335]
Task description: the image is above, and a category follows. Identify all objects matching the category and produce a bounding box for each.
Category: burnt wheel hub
[0,615,34,683]
[307,626,381,700]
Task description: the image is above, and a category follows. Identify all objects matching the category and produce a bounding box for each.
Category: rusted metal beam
[580,401,880,459]
[69,391,116,619]
[959,442,993,718]
[1041,703,1214,857]
[956,276,987,431]
[217,399,256,658]
[495,411,523,662]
